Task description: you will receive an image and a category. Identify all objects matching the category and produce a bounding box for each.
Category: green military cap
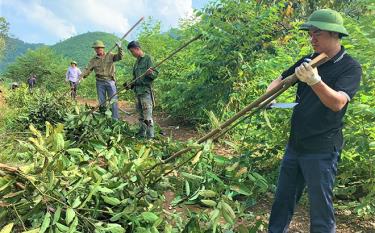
[92,40,106,48]
[71,61,77,65]
[300,9,349,36]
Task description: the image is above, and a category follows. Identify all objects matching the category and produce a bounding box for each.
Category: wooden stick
[107,17,144,54]
[144,53,329,176]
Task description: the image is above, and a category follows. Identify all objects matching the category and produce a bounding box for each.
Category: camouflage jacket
[132,54,158,95]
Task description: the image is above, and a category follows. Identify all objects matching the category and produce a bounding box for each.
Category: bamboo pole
[144,53,329,176]
[106,17,144,54]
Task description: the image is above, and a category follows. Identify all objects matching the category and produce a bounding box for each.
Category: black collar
[310,46,346,64]
[330,46,347,63]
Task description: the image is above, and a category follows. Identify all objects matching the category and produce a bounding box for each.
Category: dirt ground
[77,97,375,233]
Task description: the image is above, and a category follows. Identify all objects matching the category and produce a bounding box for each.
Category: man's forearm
[79,68,91,80]
[311,81,348,112]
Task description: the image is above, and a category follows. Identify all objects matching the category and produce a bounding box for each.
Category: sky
[0,0,210,45]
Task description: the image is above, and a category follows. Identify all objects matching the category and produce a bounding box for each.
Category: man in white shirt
[66,61,81,99]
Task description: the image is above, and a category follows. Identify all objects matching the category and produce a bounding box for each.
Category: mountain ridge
[0,31,121,72]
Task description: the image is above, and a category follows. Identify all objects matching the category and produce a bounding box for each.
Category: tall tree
[0,17,10,60]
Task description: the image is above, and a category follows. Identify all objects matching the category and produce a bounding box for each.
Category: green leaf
[369,141,375,150]
[65,207,75,225]
[141,212,159,223]
[182,217,202,233]
[102,196,121,206]
[212,155,230,165]
[201,199,217,207]
[237,224,249,233]
[185,180,190,196]
[110,212,124,222]
[105,109,112,118]
[98,187,114,194]
[0,223,14,233]
[21,228,40,233]
[130,176,137,182]
[106,223,125,233]
[71,197,82,208]
[53,206,62,225]
[206,171,225,186]
[199,190,217,198]
[40,212,51,233]
[69,216,78,232]
[0,180,13,192]
[209,209,220,222]
[230,184,252,196]
[29,124,42,138]
[66,148,84,157]
[180,172,204,181]
[191,150,202,165]
[263,110,274,130]
[226,162,239,172]
[56,223,69,232]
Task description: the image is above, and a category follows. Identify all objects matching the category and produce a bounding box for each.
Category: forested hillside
[51,32,121,68]
[0,37,43,72]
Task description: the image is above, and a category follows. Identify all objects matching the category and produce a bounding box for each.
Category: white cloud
[2,0,77,40]
[0,0,195,44]
[69,0,131,34]
[68,0,194,34]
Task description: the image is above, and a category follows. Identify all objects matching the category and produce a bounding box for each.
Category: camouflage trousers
[135,93,154,138]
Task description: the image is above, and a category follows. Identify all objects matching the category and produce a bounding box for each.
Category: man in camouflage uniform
[79,40,123,119]
[125,41,158,138]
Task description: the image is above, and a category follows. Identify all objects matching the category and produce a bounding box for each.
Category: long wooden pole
[107,17,144,54]
[144,53,329,176]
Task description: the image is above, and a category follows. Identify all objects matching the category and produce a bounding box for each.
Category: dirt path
[76,96,375,233]
[248,196,375,233]
[162,190,374,232]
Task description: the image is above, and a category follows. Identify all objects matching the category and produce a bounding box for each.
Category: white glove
[115,41,122,48]
[295,62,321,86]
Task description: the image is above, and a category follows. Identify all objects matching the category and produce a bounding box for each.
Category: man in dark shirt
[27,73,37,93]
[267,9,361,233]
[125,41,158,139]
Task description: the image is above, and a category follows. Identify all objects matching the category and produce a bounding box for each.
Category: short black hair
[329,31,344,39]
[127,41,141,50]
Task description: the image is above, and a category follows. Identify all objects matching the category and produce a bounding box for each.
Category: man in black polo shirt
[267,9,362,233]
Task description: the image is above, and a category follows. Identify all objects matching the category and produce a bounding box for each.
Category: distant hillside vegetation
[0,32,122,72]
[51,31,121,68]
[0,37,43,72]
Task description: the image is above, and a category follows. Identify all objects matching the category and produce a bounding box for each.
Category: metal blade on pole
[269,103,298,109]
